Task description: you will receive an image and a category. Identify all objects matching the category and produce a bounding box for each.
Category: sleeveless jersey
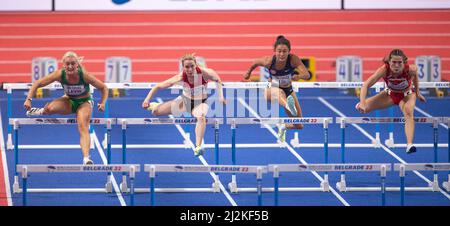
[61,68,90,98]
[182,66,208,98]
[268,54,296,87]
[383,63,412,91]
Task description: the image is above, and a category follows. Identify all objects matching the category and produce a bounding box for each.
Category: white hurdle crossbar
[116,118,224,193]
[335,117,449,193]
[226,117,333,193]
[395,163,450,205]
[5,81,448,150]
[145,164,267,206]
[17,164,140,206]
[10,118,115,193]
[269,163,390,206]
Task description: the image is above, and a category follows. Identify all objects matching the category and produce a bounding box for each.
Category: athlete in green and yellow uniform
[24,51,109,165]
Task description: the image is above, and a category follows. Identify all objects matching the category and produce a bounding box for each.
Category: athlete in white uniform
[142,54,226,156]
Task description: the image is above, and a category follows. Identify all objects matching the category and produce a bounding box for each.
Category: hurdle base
[120,178,128,193]
[372,133,381,148]
[336,180,347,192]
[289,132,299,147]
[15,188,108,193]
[13,176,20,193]
[339,186,435,192]
[212,175,220,193]
[134,187,219,193]
[228,181,238,193]
[7,133,13,150]
[443,180,450,192]
[105,178,113,193]
[429,177,440,192]
[90,136,94,150]
[321,175,330,192]
[384,137,395,148]
[102,133,108,148]
[237,187,325,192]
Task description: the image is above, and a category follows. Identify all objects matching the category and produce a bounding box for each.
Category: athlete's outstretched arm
[83,70,109,112]
[358,66,386,112]
[408,64,426,102]
[24,70,61,110]
[243,56,270,80]
[203,67,226,104]
[290,55,311,80]
[142,74,183,108]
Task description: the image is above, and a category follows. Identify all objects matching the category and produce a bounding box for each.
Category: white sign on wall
[336,56,363,82]
[54,0,342,10]
[105,57,132,83]
[0,0,53,11]
[31,57,57,83]
[345,0,450,9]
[415,56,441,82]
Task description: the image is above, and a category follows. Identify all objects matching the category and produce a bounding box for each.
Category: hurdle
[145,164,266,206]
[2,81,378,151]
[269,163,390,206]
[9,118,116,193]
[226,117,333,193]
[117,117,223,193]
[335,117,449,192]
[394,163,450,206]
[3,82,101,150]
[16,164,139,206]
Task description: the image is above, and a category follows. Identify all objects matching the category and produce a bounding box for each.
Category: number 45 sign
[105,57,132,83]
[415,56,441,82]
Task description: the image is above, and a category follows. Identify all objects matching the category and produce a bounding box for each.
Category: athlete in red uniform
[356,49,426,154]
[142,53,226,156]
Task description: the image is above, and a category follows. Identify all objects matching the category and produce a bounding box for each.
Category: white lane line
[318,97,450,201]
[237,97,350,206]
[91,131,127,206]
[414,106,449,129]
[156,97,237,206]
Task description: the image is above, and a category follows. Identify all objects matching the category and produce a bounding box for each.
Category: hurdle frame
[117,117,224,193]
[145,164,266,206]
[226,117,333,193]
[384,82,450,148]
[269,163,390,206]
[335,117,449,192]
[394,163,450,206]
[17,164,139,206]
[10,118,116,193]
[5,81,447,151]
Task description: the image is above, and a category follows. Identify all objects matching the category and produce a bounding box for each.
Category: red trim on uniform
[182,66,208,88]
[383,63,413,105]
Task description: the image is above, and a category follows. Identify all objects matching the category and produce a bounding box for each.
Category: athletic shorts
[181,95,207,113]
[386,88,414,105]
[69,96,93,113]
[268,83,294,97]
